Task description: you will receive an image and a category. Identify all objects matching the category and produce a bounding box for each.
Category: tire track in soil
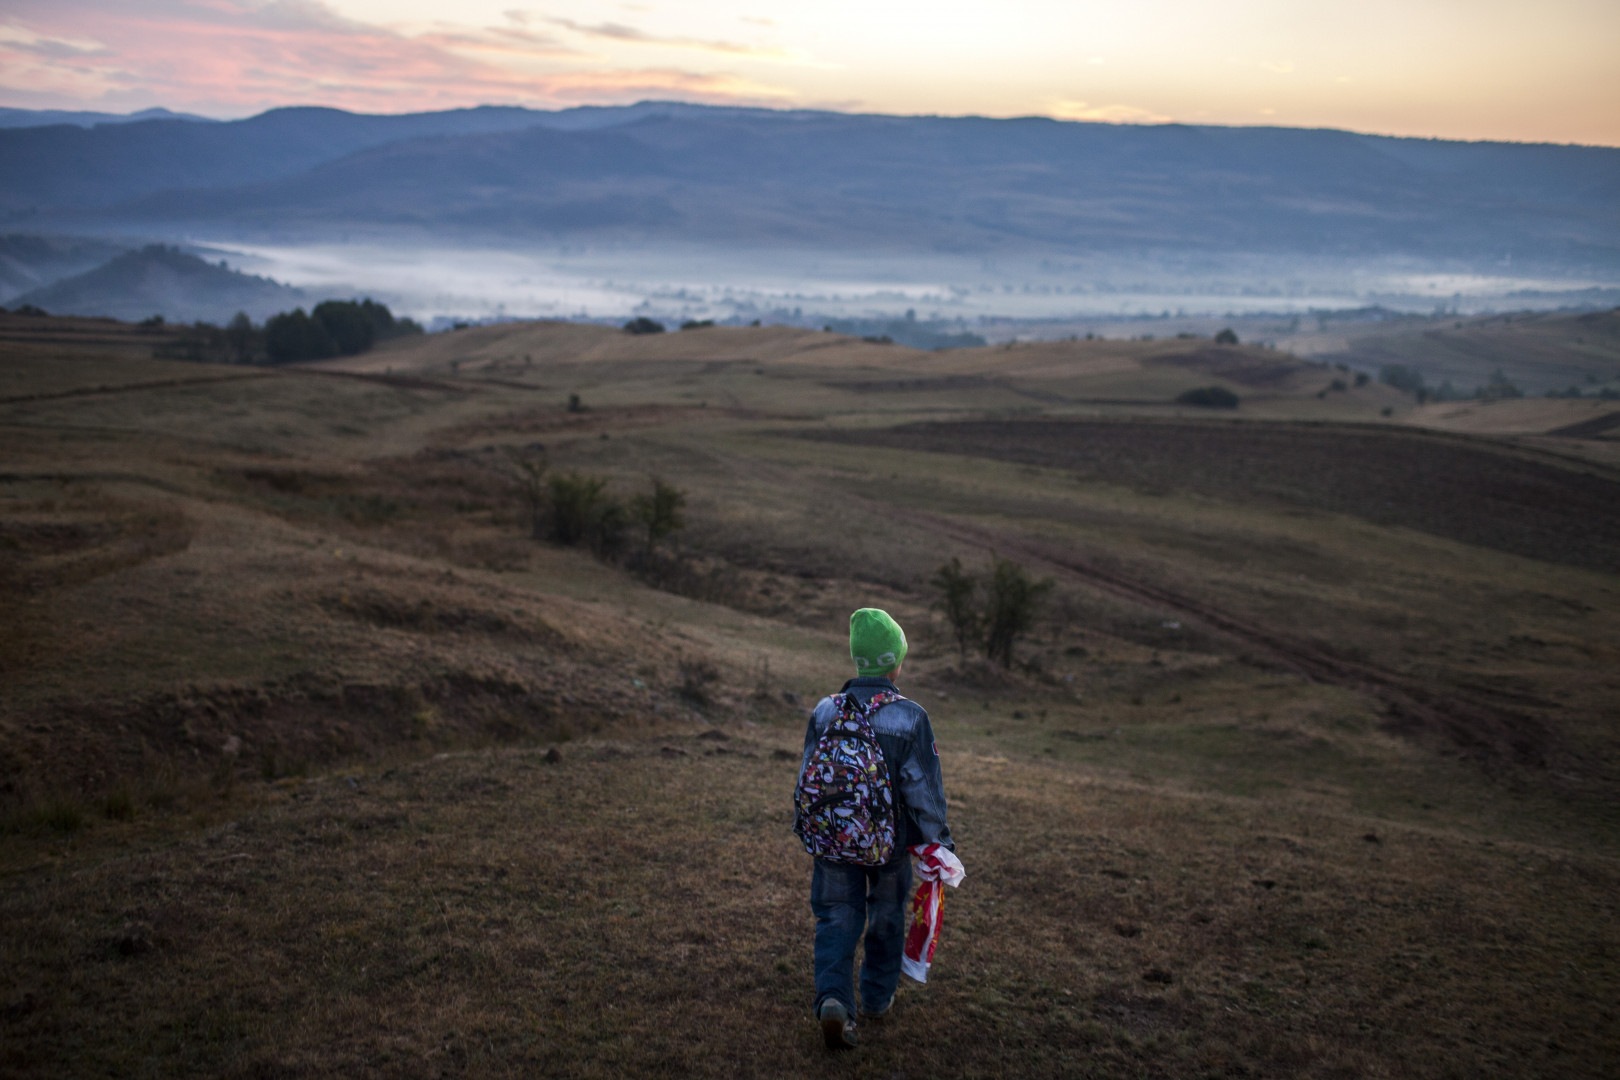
[918,511,1562,774]
[0,371,276,406]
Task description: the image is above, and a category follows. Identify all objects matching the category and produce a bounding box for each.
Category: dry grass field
[2,313,1617,1078]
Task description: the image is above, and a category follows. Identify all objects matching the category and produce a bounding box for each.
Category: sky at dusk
[2,0,1616,145]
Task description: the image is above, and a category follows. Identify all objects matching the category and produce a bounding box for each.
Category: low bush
[1175,386,1240,408]
[631,478,686,551]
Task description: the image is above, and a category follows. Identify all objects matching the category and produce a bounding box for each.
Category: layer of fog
[212,240,1620,332]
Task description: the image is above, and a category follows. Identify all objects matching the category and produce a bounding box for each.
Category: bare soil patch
[1147,345,1316,388]
[1547,410,1620,439]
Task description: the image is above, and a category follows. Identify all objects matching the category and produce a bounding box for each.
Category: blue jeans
[810,855,913,1016]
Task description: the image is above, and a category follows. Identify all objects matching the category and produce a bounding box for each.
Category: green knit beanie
[850,608,907,677]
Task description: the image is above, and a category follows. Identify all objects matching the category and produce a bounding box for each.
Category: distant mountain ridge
[0,106,214,129]
[1,101,1617,273]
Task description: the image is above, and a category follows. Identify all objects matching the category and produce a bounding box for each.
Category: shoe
[818,1000,857,1050]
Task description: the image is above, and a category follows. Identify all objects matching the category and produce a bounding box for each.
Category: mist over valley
[2,102,1616,336]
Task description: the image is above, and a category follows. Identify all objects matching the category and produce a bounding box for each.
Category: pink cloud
[0,0,797,116]
[543,16,791,59]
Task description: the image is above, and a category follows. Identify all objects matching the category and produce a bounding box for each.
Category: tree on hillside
[630,477,686,552]
[312,300,376,355]
[983,557,1053,668]
[263,299,420,363]
[1214,328,1239,345]
[224,312,254,364]
[931,557,981,664]
[545,473,629,557]
[624,317,665,335]
[265,308,335,363]
[505,447,549,540]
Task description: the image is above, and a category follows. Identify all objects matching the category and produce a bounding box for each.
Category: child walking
[796,608,955,1050]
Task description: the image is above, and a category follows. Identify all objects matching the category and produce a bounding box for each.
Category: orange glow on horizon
[0,0,1616,146]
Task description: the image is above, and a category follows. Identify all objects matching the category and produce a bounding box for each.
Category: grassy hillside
[1312,308,1620,397]
[2,316,1617,1078]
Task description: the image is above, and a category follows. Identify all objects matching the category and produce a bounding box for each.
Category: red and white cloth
[901,843,966,983]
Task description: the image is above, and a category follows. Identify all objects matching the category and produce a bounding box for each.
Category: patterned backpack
[793,691,904,865]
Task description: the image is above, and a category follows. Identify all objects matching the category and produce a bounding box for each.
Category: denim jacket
[801,675,954,854]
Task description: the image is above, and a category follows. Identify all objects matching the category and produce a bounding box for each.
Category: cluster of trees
[624,317,722,334]
[148,299,421,365]
[265,299,422,363]
[932,556,1054,668]
[509,450,686,561]
[1379,363,1519,404]
[150,312,259,364]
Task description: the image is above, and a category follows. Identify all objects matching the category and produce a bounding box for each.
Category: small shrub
[100,783,136,821]
[1175,386,1240,408]
[1328,378,1347,392]
[680,319,714,330]
[1354,371,1369,387]
[1214,328,1239,345]
[631,477,687,550]
[624,317,665,335]
[566,393,584,413]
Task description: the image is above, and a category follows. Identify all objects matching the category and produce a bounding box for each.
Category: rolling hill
[0,233,127,303]
[11,245,306,323]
